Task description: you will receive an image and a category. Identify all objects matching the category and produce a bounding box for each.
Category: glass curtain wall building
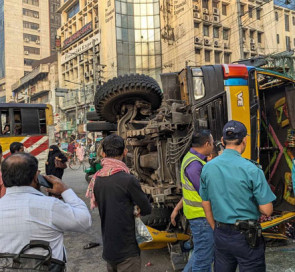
[0,0,5,79]
[115,0,161,80]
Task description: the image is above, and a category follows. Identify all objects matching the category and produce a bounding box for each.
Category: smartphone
[38,174,53,189]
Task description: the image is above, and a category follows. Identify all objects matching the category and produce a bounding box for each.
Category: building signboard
[61,33,101,64]
[63,22,93,49]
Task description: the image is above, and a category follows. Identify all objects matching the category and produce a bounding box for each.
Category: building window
[68,3,79,19]
[195,48,201,54]
[257,32,262,43]
[285,14,289,31]
[242,29,246,39]
[213,27,219,38]
[24,46,40,55]
[249,6,253,18]
[214,51,220,64]
[194,21,199,28]
[224,53,231,64]
[240,5,245,16]
[222,4,227,16]
[256,9,261,20]
[275,11,279,21]
[22,0,39,6]
[286,36,291,51]
[24,58,35,66]
[23,21,39,30]
[24,33,40,42]
[203,25,209,36]
[23,8,39,18]
[202,0,209,9]
[293,16,295,25]
[223,28,229,40]
[205,50,210,62]
[277,34,280,44]
[212,2,218,8]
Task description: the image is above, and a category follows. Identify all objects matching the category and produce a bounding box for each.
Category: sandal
[83,242,100,249]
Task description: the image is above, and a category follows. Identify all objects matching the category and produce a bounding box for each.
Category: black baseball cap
[223,120,247,140]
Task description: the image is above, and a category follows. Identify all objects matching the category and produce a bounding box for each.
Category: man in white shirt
[0,153,92,261]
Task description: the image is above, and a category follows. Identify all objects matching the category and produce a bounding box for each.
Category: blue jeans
[183,218,214,272]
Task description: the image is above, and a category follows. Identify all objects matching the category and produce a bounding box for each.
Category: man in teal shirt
[200,120,276,272]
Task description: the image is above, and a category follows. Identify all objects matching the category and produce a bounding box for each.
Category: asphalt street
[62,166,173,272]
[62,167,295,272]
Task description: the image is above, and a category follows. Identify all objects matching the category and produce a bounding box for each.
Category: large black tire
[94,74,162,123]
[86,111,100,121]
[141,205,172,229]
[86,121,117,132]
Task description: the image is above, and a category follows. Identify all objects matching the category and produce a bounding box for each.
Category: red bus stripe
[30,140,49,157]
[22,136,44,148]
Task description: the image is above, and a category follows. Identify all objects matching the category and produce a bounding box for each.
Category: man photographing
[200,120,276,272]
[0,153,91,261]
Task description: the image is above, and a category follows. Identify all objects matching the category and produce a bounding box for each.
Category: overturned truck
[87,65,295,231]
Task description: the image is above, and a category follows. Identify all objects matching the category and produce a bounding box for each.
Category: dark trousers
[107,256,141,272]
[214,225,266,272]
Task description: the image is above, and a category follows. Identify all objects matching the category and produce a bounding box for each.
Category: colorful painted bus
[0,103,55,173]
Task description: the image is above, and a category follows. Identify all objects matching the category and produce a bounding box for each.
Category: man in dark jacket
[94,135,152,272]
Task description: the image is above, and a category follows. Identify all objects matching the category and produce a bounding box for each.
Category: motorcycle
[84,152,102,183]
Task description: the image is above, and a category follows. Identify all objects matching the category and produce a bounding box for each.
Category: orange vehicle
[0,103,55,173]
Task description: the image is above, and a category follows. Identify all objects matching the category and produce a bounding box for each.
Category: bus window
[39,109,46,134]
[0,110,10,135]
[192,68,205,100]
[13,110,22,135]
[21,108,40,135]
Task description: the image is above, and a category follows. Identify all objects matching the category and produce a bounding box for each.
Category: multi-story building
[161,0,295,73]
[0,0,62,102]
[49,0,62,55]
[57,0,162,137]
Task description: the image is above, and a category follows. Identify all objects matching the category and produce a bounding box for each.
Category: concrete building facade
[160,0,295,73]
[0,0,62,102]
[57,0,162,136]
[49,0,62,55]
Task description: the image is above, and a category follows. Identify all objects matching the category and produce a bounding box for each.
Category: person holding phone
[0,153,92,262]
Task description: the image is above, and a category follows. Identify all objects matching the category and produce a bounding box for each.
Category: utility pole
[237,0,244,60]
[92,39,97,97]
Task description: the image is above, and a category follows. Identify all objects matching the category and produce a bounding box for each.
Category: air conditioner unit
[224,42,229,49]
[214,40,220,47]
[213,15,220,23]
[36,40,40,44]
[33,13,39,18]
[203,15,210,21]
[193,12,201,19]
[193,5,199,11]
[250,38,255,44]
[194,36,202,44]
[251,44,256,51]
[203,8,209,14]
[85,72,89,78]
[95,16,99,22]
[204,39,211,46]
[213,8,219,15]
[24,38,29,42]
[24,51,29,55]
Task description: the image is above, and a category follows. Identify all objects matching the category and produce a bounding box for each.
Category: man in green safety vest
[180,129,215,272]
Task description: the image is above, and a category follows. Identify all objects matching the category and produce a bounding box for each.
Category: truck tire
[141,205,172,229]
[94,74,162,123]
[86,111,100,121]
[86,121,117,132]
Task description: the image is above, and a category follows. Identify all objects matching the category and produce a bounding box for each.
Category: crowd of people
[0,120,276,272]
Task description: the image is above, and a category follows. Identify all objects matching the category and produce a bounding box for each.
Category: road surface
[62,167,295,272]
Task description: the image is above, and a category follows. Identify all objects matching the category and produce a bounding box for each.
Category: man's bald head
[2,153,38,187]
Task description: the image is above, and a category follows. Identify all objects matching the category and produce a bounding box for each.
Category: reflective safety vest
[181,151,206,219]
